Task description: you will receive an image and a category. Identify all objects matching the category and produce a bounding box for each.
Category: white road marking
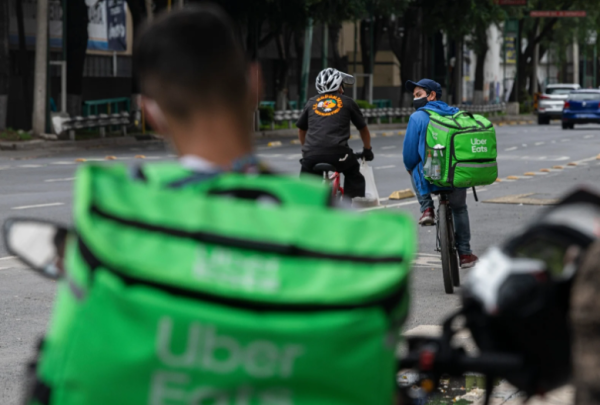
[560,139,569,142]
[413,254,442,267]
[381,145,397,150]
[0,256,16,261]
[44,177,75,183]
[285,154,302,160]
[379,197,389,202]
[375,165,396,170]
[584,135,595,139]
[504,147,518,151]
[12,202,64,210]
[51,161,76,165]
[498,155,569,162]
[535,142,545,146]
[522,144,527,147]
[18,164,42,168]
[551,140,556,144]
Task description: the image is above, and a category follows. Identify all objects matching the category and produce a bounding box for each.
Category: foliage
[355,99,376,109]
[259,105,275,123]
[0,128,32,141]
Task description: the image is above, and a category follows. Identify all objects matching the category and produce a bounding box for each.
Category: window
[569,93,600,100]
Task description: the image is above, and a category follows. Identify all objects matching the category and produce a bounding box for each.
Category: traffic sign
[495,0,526,5]
[530,10,586,18]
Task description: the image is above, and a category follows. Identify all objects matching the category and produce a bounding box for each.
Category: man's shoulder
[408,109,431,124]
[339,94,358,105]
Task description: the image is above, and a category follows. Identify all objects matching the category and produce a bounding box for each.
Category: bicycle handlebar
[400,351,524,376]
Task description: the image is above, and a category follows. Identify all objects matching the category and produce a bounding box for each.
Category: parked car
[561,90,600,129]
[538,83,581,125]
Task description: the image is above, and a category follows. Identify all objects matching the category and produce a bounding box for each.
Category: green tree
[504,0,600,102]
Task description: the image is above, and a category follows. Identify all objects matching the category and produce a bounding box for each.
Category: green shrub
[259,105,274,123]
[356,100,376,109]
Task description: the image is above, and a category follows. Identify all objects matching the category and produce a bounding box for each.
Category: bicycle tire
[448,215,460,287]
[438,203,454,294]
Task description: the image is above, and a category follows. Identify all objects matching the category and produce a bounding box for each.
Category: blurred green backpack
[26,163,416,405]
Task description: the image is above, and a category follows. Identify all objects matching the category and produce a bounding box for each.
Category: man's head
[134,5,261,161]
[316,68,355,95]
[405,79,442,102]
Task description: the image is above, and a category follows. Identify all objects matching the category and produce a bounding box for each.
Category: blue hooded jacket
[403,100,460,196]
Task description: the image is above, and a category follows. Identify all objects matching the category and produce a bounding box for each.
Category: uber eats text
[150,317,305,405]
[471,138,488,153]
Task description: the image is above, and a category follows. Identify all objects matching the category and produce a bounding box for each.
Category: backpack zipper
[76,237,408,313]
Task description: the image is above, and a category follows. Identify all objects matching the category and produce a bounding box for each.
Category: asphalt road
[1,122,599,403]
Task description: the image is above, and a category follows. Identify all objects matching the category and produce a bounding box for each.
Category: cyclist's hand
[362,147,374,161]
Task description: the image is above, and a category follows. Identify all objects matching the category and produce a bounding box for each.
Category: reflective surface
[4,219,67,279]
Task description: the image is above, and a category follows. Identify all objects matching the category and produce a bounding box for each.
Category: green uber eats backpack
[27,163,417,405]
[423,110,498,188]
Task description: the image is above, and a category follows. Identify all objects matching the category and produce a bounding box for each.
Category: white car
[537,83,581,125]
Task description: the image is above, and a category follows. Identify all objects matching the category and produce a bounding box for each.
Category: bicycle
[311,152,364,200]
[433,191,460,294]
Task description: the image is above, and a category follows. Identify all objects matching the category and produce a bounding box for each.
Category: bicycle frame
[322,171,344,198]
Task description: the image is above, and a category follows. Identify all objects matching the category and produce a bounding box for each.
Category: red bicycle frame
[329,171,344,197]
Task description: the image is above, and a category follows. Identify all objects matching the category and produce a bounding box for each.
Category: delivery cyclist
[403,78,478,268]
[296,68,374,199]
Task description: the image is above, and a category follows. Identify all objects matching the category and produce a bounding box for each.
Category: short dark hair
[134,5,248,119]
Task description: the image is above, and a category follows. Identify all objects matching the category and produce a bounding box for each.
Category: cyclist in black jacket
[296,68,374,198]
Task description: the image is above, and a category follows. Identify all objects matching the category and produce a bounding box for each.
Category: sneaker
[418,208,435,226]
[460,254,479,269]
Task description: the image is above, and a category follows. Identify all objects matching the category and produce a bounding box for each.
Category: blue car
[561,90,600,129]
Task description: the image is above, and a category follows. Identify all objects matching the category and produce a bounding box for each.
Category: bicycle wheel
[438,203,454,294]
[448,214,460,287]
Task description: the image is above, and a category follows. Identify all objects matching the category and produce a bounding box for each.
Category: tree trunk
[473,27,489,105]
[275,28,293,110]
[126,0,146,98]
[329,23,343,70]
[294,27,305,104]
[0,0,9,130]
[66,0,90,117]
[359,16,386,100]
[509,17,557,102]
[388,6,421,107]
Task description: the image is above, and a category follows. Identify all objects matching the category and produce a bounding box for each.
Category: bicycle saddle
[313,163,338,173]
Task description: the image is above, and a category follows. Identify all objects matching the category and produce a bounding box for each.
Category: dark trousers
[300,153,366,198]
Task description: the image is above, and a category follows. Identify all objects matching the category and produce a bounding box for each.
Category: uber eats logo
[471,138,488,153]
[150,317,304,405]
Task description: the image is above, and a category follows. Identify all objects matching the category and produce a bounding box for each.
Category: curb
[0,135,164,152]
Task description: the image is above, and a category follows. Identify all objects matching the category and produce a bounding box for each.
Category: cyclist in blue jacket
[403,78,478,268]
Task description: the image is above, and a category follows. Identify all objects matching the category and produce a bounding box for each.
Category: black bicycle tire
[438,204,454,294]
[448,214,460,287]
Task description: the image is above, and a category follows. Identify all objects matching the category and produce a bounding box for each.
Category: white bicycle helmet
[316,68,355,94]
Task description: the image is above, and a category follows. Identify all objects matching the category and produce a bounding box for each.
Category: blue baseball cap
[405,78,443,98]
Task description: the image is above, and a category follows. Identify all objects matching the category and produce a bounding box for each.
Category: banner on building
[87,0,127,51]
[8,0,64,49]
[8,0,128,52]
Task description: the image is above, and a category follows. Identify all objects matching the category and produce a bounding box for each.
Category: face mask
[413,96,429,110]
